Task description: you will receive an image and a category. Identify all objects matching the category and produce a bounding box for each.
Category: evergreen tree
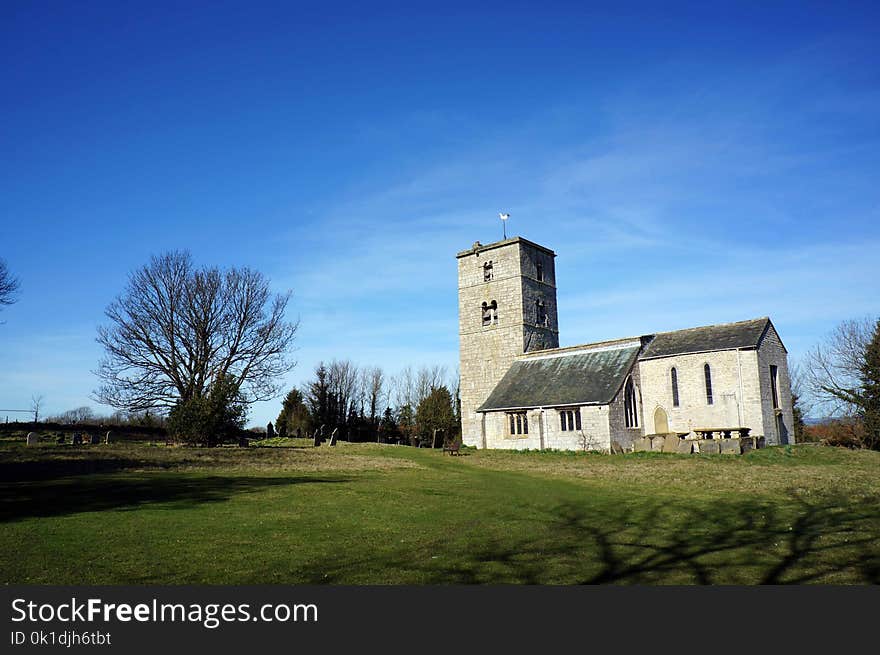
[860,318,880,450]
[276,387,311,437]
[378,407,400,443]
[397,404,415,443]
[792,391,807,443]
[303,363,337,434]
[416,386,457,448]
[167,375,247,446]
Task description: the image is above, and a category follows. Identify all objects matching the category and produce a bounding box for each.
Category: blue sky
[1,1,878,426]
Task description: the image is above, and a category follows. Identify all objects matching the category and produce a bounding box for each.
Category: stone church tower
[457,237,559,447]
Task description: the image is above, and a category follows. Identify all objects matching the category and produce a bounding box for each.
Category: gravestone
[756,436,766,449]
[89,433,100,445]
[740,437,755,453]
[676,439,693,454]
[313,430,321,447]
[720,438,741,455]
[662,434,680,453]
[238,436,249,448]
[650,436,665,451]
[634,437,652,452]
[105,431,112,444]
[329,427,338,447]
[72,432,83,446]
[698,440,720,454]
[26,432,38,446]
[610,440,624,455]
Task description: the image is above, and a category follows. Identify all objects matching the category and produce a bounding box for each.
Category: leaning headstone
[89,433,100,445]
[634,436,652,452]
[701,440,720,454]
[26,432,38,446]
[662,434,681,453]
[676,439,693,454]
[610,440,624,455]
[104,431,112,444]
[329,427,338,447]
[720,439,741,455]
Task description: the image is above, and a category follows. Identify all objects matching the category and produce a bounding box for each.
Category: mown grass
[1,439,878,584]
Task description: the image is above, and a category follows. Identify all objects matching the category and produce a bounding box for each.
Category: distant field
[1,436,878,584]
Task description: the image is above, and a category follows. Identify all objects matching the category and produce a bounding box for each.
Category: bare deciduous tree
[361,365,384,424]
[54,406,95,424]
[94,251,298,413]
[328,359,359,425]
[30,394,44,423]
[0,258,20,312]
[804,316,874,418]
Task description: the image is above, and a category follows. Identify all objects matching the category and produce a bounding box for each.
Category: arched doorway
[654,407,669,434]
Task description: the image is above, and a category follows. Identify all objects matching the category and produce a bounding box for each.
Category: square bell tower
[456,237,559,447]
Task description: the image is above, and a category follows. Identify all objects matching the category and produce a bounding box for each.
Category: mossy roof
[478,343,641,411]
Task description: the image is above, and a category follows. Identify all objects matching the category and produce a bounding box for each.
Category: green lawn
[1,437,878,584]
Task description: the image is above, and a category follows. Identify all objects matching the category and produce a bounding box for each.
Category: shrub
[167,375,248,446]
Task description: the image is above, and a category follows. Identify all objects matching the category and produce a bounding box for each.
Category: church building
[457,236,794,452]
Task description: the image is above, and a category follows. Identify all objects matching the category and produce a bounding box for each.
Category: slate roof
[639,317,771,360]
[478,341,641,411]
[477,317,779,413]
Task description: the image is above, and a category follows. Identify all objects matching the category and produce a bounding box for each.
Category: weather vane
[499,212,510,239]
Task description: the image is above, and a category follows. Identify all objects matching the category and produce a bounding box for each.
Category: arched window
[536,261,544,282]
[624,377,639,428]
[535,300,548,327]
[671,367,680,407]
[704,363,714,405]
[481,300,498,326]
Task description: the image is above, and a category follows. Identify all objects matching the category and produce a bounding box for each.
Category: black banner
[2,586,876,652]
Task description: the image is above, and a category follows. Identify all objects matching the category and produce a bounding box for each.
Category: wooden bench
[442,439,462,455]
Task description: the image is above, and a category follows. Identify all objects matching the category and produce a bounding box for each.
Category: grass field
[1,436,879,584]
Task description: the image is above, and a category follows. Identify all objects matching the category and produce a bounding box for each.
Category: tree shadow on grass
[0,474,350,523]
[0,456,187,483]
[299,492,880,584]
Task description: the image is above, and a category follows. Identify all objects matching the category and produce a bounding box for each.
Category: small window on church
[536,261,544,282]
[535,300,548,327]
[704,364,714,405]
[508,412,528,435]
[560,408,581,431]
[671,367,680,407]
[482,300,498,326]
[624,377,639,428]
[770,365,780,409]
[483,261,493,282]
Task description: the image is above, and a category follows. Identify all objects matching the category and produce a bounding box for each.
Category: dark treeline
[274,360,460,447]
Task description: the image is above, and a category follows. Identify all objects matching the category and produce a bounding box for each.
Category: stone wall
[637,350,762,436]
[608,363,644,451]
[481,404,611,451]
[756,324,795,445]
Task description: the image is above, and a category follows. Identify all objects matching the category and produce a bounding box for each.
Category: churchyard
[1,433,879,584]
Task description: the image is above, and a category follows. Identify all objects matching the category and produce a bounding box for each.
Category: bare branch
[93,251,298,413]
